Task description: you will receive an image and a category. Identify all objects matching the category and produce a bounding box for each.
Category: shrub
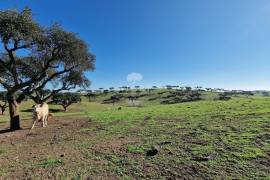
[216,93,231,101]
[102,94,123,105]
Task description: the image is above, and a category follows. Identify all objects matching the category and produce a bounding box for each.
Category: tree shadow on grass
[49,108,64,113]
[21,109,33,113]
[21,108,63,113]
[0,129,12,134]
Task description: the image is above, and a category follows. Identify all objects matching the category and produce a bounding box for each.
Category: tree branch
[12,46,63,91]
[4,43,19,86]
[0,78,10,89]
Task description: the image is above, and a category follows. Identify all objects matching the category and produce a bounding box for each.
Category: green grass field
[0,92,270,179]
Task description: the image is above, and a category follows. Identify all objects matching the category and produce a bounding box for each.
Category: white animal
[31,103,49,130]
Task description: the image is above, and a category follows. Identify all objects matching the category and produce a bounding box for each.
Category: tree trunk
[63,106,67,112]
[8,99,20,130]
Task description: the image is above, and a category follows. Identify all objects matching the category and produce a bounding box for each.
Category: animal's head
[32,103,45,117]
[32,103,41,110]
[32,102,45,109]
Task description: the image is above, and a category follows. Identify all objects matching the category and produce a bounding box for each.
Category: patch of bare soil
[92,135,139,155]
[0,117,90,145]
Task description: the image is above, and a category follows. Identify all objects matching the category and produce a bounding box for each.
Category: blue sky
[1,0,270,90]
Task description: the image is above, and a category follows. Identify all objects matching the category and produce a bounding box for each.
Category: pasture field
[0,93,270,179]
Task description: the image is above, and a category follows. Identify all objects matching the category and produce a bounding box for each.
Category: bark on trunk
[63,106,67,112]
[8,99,20,130]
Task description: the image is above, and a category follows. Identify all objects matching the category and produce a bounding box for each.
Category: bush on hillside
[161,91,201,104]
[102,94,123,105]
[216,93,231,101]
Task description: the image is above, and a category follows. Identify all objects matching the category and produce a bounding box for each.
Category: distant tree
[179,87,185,91]
[122,86,128,91]
[134,86,140,89]
[262,91,269,97]
[195,86,203,91]
[28,89,51,104]
[51,93,81,112]
[99,88,104,91]
[136,89,141,94]
[118,86,130,93]
[172,85,179,89]
[103,89,109,94]
[146,88,154,95]
[242,91,254,97]
[166,85,172,90]
[216,93,231,101]
[0,92,8,115]
[109,87,115,92]
[85,92,97,102]
[0,8,95,130]
[76,89,84,93]
[185,87,192,92]
[128,95,138,106]
[127,86,131,93]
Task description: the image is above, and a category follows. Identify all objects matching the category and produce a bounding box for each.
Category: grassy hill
[0,90,270,178]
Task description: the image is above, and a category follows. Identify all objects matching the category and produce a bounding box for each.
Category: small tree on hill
[185,87,192,92]
[103,89,109,95]
[262,91,269,97]
[28,89,51,104]
[86,92,97,102]
[146,88,153,95]
[51,93,81,112]
[216,93,231,101]
[127,95,138,106]
[0,91,8,115]
[166,85,172,90]
[109,87,115,92]
[134,86,140,90]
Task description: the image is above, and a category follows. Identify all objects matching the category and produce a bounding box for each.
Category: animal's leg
[28,120,37,134]
[31,119,37,130]
[42,116,46,127]
[45,115,48,126]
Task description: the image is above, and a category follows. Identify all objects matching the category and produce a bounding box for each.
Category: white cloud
[127,72,143,83]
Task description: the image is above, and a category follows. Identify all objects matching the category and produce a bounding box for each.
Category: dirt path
[0,117,90,145]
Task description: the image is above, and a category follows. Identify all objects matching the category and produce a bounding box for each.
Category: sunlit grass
[1,93,270,178]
